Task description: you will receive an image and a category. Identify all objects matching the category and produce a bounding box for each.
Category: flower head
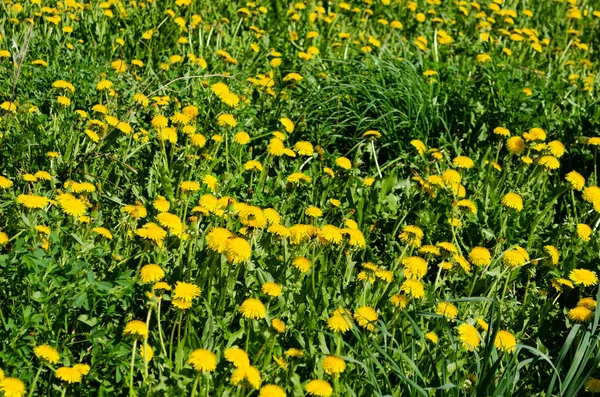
[569,269,598,287]
[0,377,26,397]
[305,380,333,397]
[502,193,523,212]
[240,298,266,319]
[494,330,517,353]
[188,349,217,372]
[34,345,60,364]
[124,320,148,339]
[56,367,83,383]
[354,306,378,331]
[457,323,480,351]
[568,306,593,322]
[173,282,201,302]
[322,355,346,375]
[140,264,165,283]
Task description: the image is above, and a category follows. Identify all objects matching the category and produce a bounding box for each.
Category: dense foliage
[1,0,600,396]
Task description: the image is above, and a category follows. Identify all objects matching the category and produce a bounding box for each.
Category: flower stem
[190,372,201,397]
[129,339,138,397]
[27,366,43,397]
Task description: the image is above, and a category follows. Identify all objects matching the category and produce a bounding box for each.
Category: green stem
[156,300,167,356]
[129,339,138,397]
[27,366,43,397]
[60,387,67,397]
[190,372,201,397]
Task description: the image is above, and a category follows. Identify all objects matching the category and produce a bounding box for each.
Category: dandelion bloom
[259,384,286,397]
[334,156,352,170]
[568,306,593,322]
[34,345,60,364]
[410,139,427,155]
[285,348,304,358]
[502,192,523,212]
[217,113,237,127]
[287,172,312,183]
[402,256,428,279]
[240,298,266,319]
[327,308,353,333]
[0,378,26,397]
[0,231,9,246]
[400,279,425,298]
[56,193,87,216]
[468,247,491,266]
[280,117,294,133]
[17,194,50,209]
[318,225,343,244]
[187,349,217,372]
[441,169,461,187]
[124,320,148,339]
[457,323,480,351]
[305,380,333,397]
[305,206,322,218]
[582,186,600,204]
[203,175,218,191]
[538,155,560,171]
[261,282,281,297]
[56,367,83,383]
[0,176,13,189]
[292,256,311,273]
[569,269,598,287]
[398,225,424,247]
[231,365,261,389]
[322,355,346,375]
[541,245,559,266]
[234,132,250,144]
[135,222,167,246]
[577,297,597,310]
[494,330,517,353]
[453,156,474,169]
[502,249,527,267]
[224,347,250,368]
[180,181,200,192]
[493,126,510,137]
[577,224,592,242]
[426,332,438,344]
[140,264,165,283]
[354,306,378,331]
[206,227,233,253]
[225,237,252,263]
[271,318,286,333]
[173,282,201,302]
[506,136,525,155]
[435,302,458,319]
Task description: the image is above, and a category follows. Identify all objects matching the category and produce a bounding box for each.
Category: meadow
[1,0,600,396]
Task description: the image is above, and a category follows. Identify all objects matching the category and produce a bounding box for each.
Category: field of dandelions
[1,0,600,396]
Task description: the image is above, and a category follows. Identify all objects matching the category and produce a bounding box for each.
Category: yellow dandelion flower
[224,347,250,368]
[124,320,148,339]
[457,323,480,351]
[261,282,282,297]
[140,264,165,283]
[502,192,523,212]
[34,345,60,364]
[240,298,266,319]
[173,282,200,302]
[569,269,598,287]
[187,349,217,372]
[305,380,332,397]
[354,306,378,331]
[494,330,517,353]
[569,306,593,322]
